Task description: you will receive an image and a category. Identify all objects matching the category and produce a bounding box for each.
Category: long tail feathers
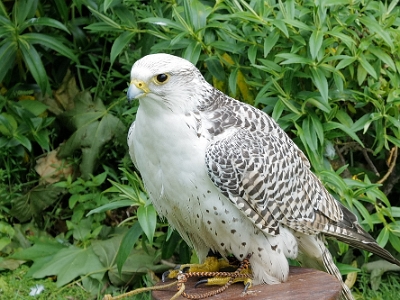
[321,241,354,300]
[296,234,355,300]
[325,204,400,267]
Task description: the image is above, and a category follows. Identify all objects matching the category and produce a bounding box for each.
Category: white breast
[128,101,296,285]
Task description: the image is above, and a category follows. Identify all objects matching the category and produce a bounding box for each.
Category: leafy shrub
[0,0,78,94]
[84,0,400,294]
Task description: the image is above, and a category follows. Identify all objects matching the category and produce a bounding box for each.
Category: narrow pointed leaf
[116,222,143,275]
[22,17,70,33]
[309,29,324,60]
[137,205,157,244]
[18,41,49,93]
[23,33,78,62]
[110,31,136,65]
[310,67,328,104]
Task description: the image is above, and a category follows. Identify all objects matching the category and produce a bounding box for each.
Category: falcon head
[127,54,211,110]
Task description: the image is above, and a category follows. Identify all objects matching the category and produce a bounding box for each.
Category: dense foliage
[0,0,399,299]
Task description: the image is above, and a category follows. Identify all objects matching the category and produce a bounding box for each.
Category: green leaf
[23,33,78,63]
[111,248,165,286]
[335,110,353,127]
[54,0,68,22]
[353,199,373,229]
[0,41,16,83]
[205,56,225,81]
[183,41,201,64]
[12,239,65,261]
[137,205,157,244]
[10,186,66,222]
[335,56,356,70]
[106,180,145,204]
[87,6,121,29]
[368,46,396,71]
[336,262,360,275]
[210,41,241,53]
[110,31,135,65]
[228,68,238,96]
[84,22,121,33]
[183,0,212,31]
[386,135,400,148]
[13,0,37,25]
[324,0,354,5]
[116,222,143,275]
[283,18,312,31]
[18,100,48,116]
[358,53,377,79]
[276,53,313,65]
[114,6,137,27]
[304,97,331,113]
[87,200,134,216]
[18,40,49,94]
[58,93,125,179]
[91,172,108,186]
[309,28,324,60]
[302,117,318,151]
[376,226,389,248]
[104,0,119,12]
[327,27,356,50]
[389,232,400,253]
[263,30,279,57]
[356,63,367,86]
[162,230,184,259]
[12,134,31,151]
[32,245,105,287]
[33,129,50,151]
[0,113,18,136]
[70,218,93,241]
[310,113,324,146]
[271,98,285,121]
[352,114,371,132]
[359,15,394,49]
[140,17,185,31]
[22,17,70,33]
[324,121,365,147]
[310,67,328,104]
[248,44,258,64]
[0,15,13,27]
[277,96,301,116]
[271,19,289,38]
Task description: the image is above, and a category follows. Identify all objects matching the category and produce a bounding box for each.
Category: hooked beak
[127,79,150,102]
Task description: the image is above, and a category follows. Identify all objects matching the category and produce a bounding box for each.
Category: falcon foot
[162,256,232,282]
[167,254,253,299]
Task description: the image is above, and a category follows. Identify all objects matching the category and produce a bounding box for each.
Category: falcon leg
[162,256,232,282]
[164,254,253,299]
[192,255,253,290]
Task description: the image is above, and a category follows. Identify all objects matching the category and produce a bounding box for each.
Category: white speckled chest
[128,99,296,285]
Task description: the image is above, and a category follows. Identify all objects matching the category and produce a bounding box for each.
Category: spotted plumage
[127,53,400,300]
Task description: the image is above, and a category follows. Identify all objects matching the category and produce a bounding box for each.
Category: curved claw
[162,270,170,282]
[243,281,251,293]
[194,278,209,288]
[162,265,185,282]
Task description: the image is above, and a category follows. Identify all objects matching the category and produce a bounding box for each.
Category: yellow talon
[163,256,232,281]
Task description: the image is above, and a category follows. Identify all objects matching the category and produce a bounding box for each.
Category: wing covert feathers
[203,90,400,267]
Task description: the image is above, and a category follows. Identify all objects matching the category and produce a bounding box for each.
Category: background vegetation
[0,0,400,299]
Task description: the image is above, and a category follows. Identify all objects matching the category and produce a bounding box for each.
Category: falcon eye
[155,73,169,84]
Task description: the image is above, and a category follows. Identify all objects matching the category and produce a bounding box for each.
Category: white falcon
[127,53,400,300]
